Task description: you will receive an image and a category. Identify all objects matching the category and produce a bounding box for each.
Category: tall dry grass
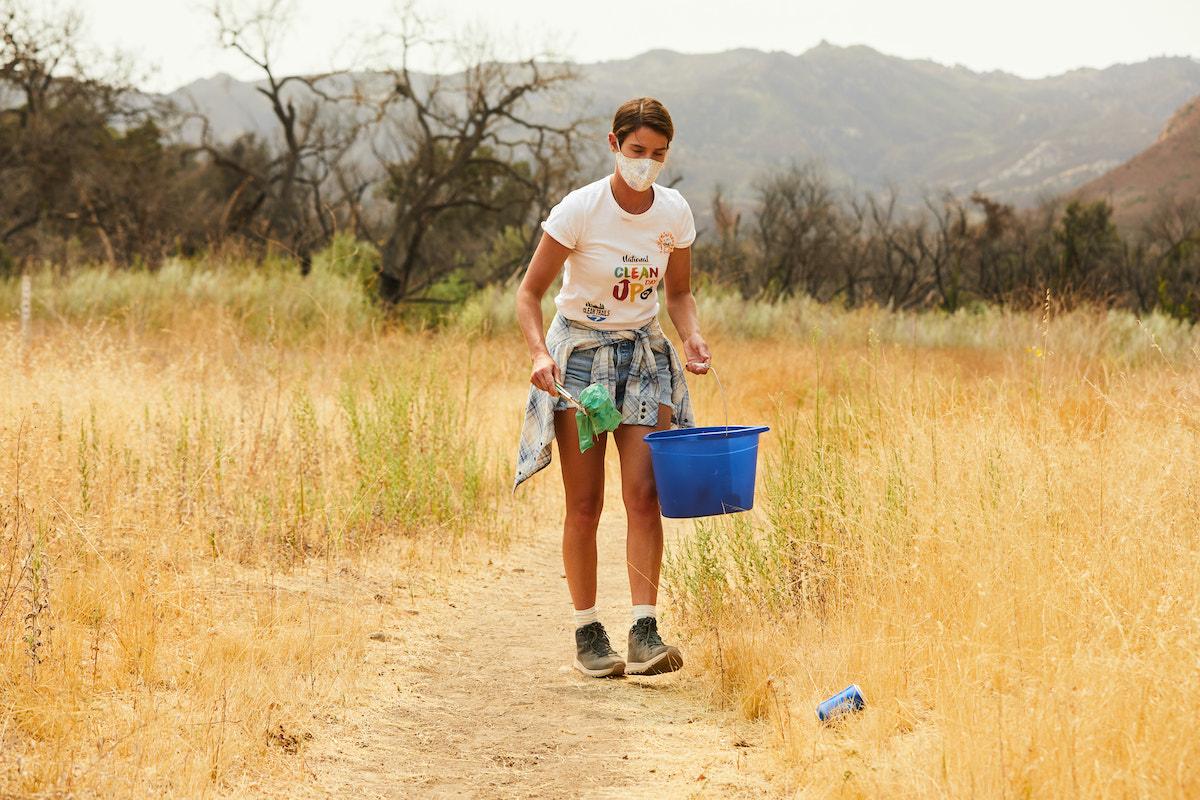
[665,296,1200,797]
[0,260,527,796]
[463,276,1200,796]
[5,257,1198,797]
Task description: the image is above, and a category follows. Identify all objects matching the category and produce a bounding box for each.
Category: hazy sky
[74,0,1200,92]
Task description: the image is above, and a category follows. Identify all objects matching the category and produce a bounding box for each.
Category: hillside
[168,44,1200,210]
[1075,95,1200,228]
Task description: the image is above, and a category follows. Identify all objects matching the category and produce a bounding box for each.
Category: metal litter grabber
[555,381,622,453]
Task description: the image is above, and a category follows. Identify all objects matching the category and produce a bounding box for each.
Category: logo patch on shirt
[656,231,676,254]
[612,262,660,302]
[583,301,611,322]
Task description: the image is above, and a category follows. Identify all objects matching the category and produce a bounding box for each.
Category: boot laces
[581,622,616,657]
[633,617,664,649]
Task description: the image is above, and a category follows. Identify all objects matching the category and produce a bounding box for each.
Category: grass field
[0,258,531,796]
[665,295,1200,798]
[2,258,1198,796]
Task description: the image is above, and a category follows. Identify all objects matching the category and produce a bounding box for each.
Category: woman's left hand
[682,333,712,374]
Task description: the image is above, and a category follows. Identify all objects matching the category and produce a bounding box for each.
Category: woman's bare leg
[554,409,607,610]
[612,404,672,606]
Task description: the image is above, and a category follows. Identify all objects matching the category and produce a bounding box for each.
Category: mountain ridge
[1075,93,1200,228]
[165,44,1200,211]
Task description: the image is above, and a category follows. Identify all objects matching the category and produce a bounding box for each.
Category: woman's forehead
[626,127,670,150]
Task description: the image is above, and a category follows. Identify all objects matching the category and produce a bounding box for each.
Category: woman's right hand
[530,352,561,396]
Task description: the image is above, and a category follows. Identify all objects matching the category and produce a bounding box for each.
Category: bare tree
[968,192,1017,303]
[863,190,933,309]
[1139,193,1200,319]
[368,6,586,302]
[700,186,754,296]
[1142,193,1200,269]
[195,0,364,271]
[836,194,876,307]
[917,192,971,310]
[754,163,842,300]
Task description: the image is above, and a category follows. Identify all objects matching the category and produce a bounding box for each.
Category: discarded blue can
[816,684,865,722]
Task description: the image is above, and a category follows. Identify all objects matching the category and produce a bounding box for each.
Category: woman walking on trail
[513,97,711,678]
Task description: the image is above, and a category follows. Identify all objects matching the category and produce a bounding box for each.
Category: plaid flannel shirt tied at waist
[512,313,696,493]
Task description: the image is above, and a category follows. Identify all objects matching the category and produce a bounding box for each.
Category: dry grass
[5,259,1200,797]
[0,261,526,796]
[665,296,1200,798]
[458,277,1200,796]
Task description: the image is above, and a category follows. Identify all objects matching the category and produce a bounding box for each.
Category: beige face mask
[614,148,666,192]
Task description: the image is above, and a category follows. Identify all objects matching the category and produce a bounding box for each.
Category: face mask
[614,148,665,192]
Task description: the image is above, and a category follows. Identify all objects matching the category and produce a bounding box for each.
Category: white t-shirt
[540,175,696,331]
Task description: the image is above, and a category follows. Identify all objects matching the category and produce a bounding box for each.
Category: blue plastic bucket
[643,425,770,518]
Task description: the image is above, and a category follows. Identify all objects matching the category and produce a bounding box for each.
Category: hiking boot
[626,617,683,676]
[574,621,625,678]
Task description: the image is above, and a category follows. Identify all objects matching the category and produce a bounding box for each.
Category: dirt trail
[269,512,776,799]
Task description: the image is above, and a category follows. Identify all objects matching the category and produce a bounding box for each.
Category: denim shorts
[554,340,672,413]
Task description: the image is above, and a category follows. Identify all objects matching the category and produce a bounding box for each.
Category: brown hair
[612,97,674,147]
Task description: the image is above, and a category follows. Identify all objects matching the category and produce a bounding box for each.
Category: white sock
[573,605,599,629]
[631,604,656,624]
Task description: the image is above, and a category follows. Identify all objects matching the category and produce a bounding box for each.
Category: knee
[623,487,661,520]
[565,495,603,529]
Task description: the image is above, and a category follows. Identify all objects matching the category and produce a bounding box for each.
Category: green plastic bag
[575,383,622,453]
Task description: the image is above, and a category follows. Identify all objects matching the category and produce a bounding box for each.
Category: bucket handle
[687,360,730,436]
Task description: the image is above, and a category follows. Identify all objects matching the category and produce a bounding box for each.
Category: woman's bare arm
[516,231,572,394]
[662,246,712,373]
